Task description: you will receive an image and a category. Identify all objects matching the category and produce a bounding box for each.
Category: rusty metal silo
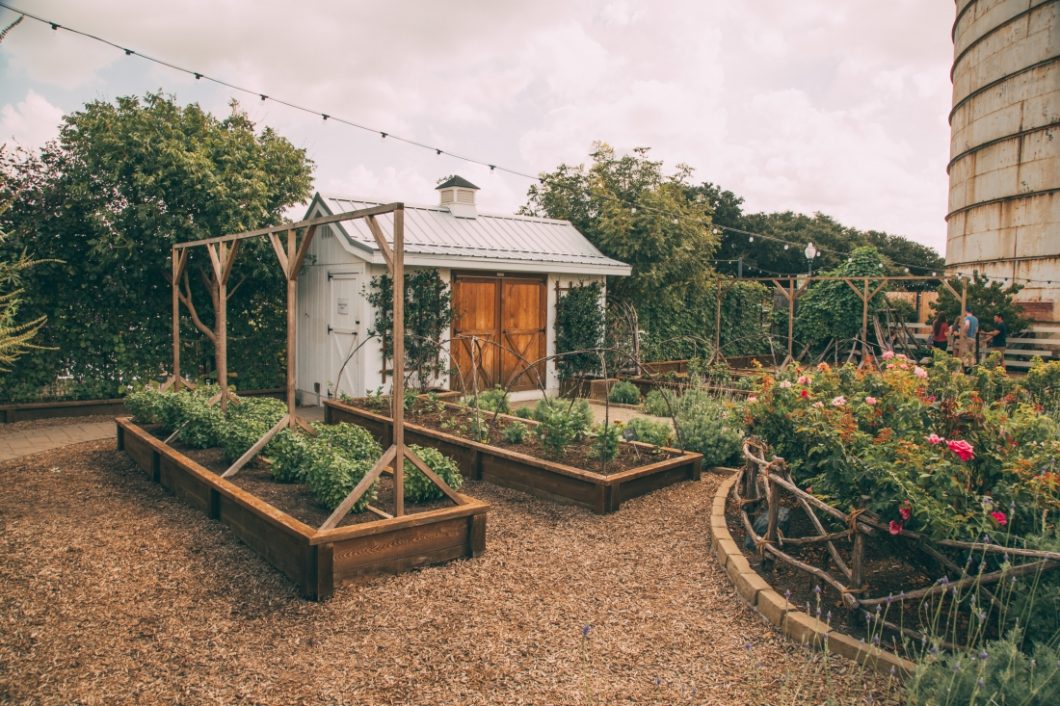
[946,0,1059,322]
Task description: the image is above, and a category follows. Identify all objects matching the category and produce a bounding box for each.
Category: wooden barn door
[452,274,546,392]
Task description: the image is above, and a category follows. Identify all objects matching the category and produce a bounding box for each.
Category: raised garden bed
[115,417,488,600]
[324,398,702,514]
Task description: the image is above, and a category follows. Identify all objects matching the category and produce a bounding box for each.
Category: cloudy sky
[0,1,956,253]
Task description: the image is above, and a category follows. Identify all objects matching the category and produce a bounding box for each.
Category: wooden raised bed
[115,417,488,600]
[324,399,702,514]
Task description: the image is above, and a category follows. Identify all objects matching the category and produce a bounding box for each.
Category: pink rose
[946,439,975,461]
[881,351,895,361]
[914,366,928,379]
[797,375,810,385]
[899,506,911,521]
[888,520,903,536]
[747,396,758,403]
[990,511,1007,526]
[927,433,944,445]
[779,380,792,389]
[812,401,824,409]
[831,395,846,407]
[865,396,877,406]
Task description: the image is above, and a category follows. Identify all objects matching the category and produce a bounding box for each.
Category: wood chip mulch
[0,441,903,705]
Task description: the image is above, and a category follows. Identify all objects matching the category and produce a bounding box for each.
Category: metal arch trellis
[162,202,467,526]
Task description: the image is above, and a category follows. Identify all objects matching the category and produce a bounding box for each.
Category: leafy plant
[311,422,381,462]
[403,444,463,503]
[513,407,533,420]
[464,386,510,414]
[168,392,225,448]
[624,417,673,447]
[592,422,621,462]
[304,441,376,513]
[217,417,270,463]
[932,271,1030,338]
[502,421,528,444]
[531,398,593,440]
[554,282,604,379]
[607,380,641,405]
[643,388,678,417]
[124,386,171,425]
[535,405,580,457]
[266,429,311,483]
[674,395,743,468]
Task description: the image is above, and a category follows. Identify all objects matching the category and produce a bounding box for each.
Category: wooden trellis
[162,203,465,524]
[736,438,1059,646]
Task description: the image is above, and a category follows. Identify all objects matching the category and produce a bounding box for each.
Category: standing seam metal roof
[316,195,631,274]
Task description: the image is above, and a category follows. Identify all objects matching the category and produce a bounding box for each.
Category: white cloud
[0,91,64,151]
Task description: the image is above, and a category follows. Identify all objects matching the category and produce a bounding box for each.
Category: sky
[0,0,956,254]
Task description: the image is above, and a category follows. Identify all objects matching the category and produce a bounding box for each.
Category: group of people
[931,309,1007,369]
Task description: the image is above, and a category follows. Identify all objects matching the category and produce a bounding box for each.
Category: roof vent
[436,175,479,219]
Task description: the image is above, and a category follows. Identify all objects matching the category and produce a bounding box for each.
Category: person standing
[931,314,950,351]
[960,308,979,369]
[985,313,1008,368]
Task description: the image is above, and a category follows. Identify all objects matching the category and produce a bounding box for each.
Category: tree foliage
[792,246,891,350]
[554,282,604,379]
[0,93,313,400]
[524,143,719,360]
[932,272,1030,336]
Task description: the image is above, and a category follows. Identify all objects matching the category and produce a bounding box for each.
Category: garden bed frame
[324,398,702,514]
[116,416,488,600]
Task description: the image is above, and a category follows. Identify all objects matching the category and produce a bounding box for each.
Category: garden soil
[0,441,902,705]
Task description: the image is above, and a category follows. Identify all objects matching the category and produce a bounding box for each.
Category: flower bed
[324,397,702,514]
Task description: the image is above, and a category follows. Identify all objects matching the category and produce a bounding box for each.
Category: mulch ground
[0,441,902,705]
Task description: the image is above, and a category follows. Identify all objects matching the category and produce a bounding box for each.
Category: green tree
[0,179,47,370]
[793,245,890,350]
[554,282,604,379]
[0,93,313,400]
[932,272,1030,336]
[524,143,719,359]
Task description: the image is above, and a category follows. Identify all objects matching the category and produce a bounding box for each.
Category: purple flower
[814,584,822,595]
[582,624,591,638]
[978,650,989,661]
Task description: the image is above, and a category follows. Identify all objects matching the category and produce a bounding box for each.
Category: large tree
[523,143,720,359]
[0,93,313,400]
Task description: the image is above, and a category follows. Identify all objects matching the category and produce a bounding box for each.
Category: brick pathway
[0,421,115,462]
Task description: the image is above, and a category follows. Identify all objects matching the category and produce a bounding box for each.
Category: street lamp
[804,242,818,276]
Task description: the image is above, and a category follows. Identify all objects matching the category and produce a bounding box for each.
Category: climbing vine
[367,270,452,390]
[554,282,604,379]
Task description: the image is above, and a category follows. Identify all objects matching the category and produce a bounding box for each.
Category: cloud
[0,91,64,151]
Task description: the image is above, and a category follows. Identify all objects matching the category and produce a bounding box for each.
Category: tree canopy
[0,92,314,400]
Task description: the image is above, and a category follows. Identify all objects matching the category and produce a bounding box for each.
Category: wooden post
[392,207,405,517]
[787,278,795,364]
[861,277,870,365]
[713,279,723,363]
[172,249,181,387]
[851,495,868,593]
[286,230,298,421]
[206,242,230,411]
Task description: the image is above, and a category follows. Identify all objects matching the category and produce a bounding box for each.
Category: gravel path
[0,441,901,705]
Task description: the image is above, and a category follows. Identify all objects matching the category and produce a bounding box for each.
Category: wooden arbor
[164,203,466,527]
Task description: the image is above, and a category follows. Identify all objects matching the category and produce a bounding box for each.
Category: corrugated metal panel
[319,195,630,273]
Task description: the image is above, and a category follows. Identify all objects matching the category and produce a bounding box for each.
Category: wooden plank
[216,492,311,590]
[365,216,394,269]
[404,446,466,505]
[469,514,487,557]
[311,498,488,544]
[159,454,213,514]
[331,516,471,580]
[268,232,290,278]
[288,224,318,279]
[174,202,403,247]
[221,414,290,478]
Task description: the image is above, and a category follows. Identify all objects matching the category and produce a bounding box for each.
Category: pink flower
[899,506,911,521]
[888,520,903,536]
[831,395,847,407]
[864,396,877,406]
[914,366,928,379]
[881,351,895,361]
[927,433,945,445]
[990,511,1007,526]
[947,439,975,461]
[895,353,908,361]
[747,396,758,403]
[779,380,792,389]
[812,401,824,409]
[797,375,810,385]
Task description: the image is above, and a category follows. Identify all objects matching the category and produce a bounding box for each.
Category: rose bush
[744,352,1060,541]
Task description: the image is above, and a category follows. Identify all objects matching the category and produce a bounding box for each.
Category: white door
[328,274,362,399]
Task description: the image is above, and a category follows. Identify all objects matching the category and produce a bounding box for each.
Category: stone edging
[710,471,917,677]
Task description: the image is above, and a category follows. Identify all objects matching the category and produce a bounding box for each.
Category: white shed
[296,177,631,405]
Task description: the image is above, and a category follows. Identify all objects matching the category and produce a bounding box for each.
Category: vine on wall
[367,270,452,390]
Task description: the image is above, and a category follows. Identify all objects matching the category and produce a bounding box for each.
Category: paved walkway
[0,420,116,462]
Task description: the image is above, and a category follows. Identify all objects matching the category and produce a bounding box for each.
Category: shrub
[403,445,463,503]
[907,631,1060,706]
[124,387,170,425]
[502,421,528,444]
[312,422,381,462]
[217,417,270,463]
[226,396,286,425]
[535,404,580,457]
[513,407,533,420]
[265,429,311,483]
[674,396,743,468]
[607,380,641,405]
[555,282,603,379]
[624,417,673,447]
[304,441,376,513]
[643,388,678,417]
[593,422,621,462]
[463,386,510,414]
[171,393,225,448]
[531,398,593,440]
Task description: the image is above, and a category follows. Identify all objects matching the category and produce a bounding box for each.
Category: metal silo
[947,0,1060,322]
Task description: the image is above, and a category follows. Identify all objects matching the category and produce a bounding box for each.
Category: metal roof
[309,194,632,276]
[435,175,479,190]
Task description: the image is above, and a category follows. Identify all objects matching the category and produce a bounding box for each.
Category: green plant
[124,386,170,425]
[592,422,621,462]
[907,631,1060,705]
[554,282,604,379]
[932,271,1030,339]
[303,441,376,513]
[624,417,673,447]
[643,388,678,417]
[513,406,533,419]
[607,380,641,405]
[217,417,270,463]
[367,270,452,391]
[168,392,225,448]
[674,396,743,468]
[464,386,510,414]
[266,428,311,483]
[403,444,463,503]
[502,421,528,444]
[531,398,593,440]
[535,405,579,457]
[311,422,381,462]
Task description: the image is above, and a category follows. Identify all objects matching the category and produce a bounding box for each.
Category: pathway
[0,420,115,462]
